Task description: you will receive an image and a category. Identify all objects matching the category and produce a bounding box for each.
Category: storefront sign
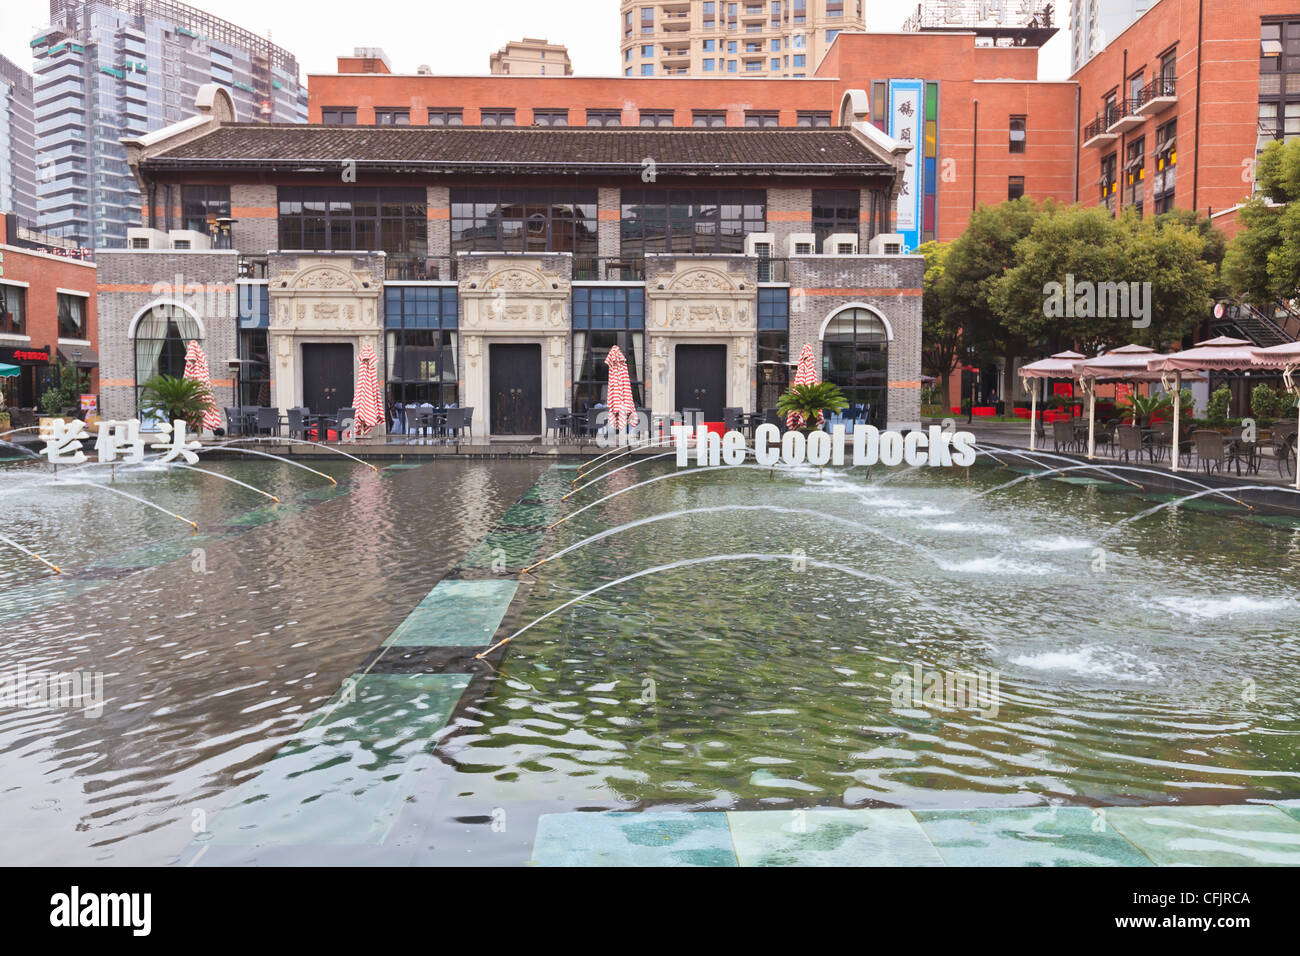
[889,79,925,254]
[0,348,49,363]
[80,394,97,414]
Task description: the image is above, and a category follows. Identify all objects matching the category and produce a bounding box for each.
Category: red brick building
[0,214,97,415]
[1074,0,1299,235]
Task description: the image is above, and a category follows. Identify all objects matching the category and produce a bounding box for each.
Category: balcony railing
[1134,79,1177,115]
[1106,98,1144,133]
[1083,113,1119,147]
[572,256,646,281]
[238,255,267,278]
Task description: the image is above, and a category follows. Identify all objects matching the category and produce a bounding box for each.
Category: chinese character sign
[889,79,925,253]
[42,419,202,465]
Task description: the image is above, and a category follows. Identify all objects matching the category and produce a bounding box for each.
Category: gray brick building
[99,84,923,434]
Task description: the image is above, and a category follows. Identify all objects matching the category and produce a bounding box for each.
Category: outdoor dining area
[223,405,362,443]
[1019,338,1300,486]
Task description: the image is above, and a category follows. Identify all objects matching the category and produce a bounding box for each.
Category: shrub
[1206,386,1231,425]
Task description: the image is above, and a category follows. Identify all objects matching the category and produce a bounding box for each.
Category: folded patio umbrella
[182,340,222,435]
[604,344,636,432]
[351,345,383,436]
[1018,350,1085,450]
[786,341,822,430]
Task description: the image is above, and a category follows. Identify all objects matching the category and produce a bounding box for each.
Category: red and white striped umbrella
[786,341,822,429]
[182,340,221,433]
[352,345,383,434]
[604,344,636,431]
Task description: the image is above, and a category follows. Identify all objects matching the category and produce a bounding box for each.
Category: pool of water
[448,461,1300,819]
[2,452,1300,865]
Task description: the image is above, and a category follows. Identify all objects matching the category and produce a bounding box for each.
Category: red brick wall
[0,233,99,395]
[1072,0,1294,234]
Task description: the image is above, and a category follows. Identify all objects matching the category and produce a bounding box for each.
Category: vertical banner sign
[888,79,925,254]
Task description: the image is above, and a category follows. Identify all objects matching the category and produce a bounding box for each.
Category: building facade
[1071,0,1157,73]
[97,86,924,437]
[0,55,39,224]
[489,38,573,76]
[31,0,308,250]
[0,215,98,414]
[618,0,864,78]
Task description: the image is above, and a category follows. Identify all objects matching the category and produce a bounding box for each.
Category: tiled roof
[142,123,894,176]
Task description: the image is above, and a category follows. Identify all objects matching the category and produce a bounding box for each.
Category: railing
[1084,112,1117,142]
[756,257,791,282]
[1135,79,1177,109]
[1106,99,1140,127]
[385,255,458,281]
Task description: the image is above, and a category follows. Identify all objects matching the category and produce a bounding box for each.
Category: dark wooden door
[675,344,726,421]
[302,343,353,415]
[489,343,541,435]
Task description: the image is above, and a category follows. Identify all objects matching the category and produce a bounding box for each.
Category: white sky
[0,0,1069,81]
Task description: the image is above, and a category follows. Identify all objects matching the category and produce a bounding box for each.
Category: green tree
[941,197,1050,387]
[1225,138,1300,310]
[918,240,963,406]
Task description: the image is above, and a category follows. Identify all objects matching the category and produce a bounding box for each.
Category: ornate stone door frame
[644,257,757,417]
[267,255,383,428]
[458,255,570,437]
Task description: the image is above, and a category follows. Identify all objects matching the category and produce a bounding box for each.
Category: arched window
[821,307,888,427]
[133,303,202,410]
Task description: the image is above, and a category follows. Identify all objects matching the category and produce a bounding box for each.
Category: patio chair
[1193,429,1226,475]
[763,407,781,430]
[224,408,243,436]
[544,407,565,441]
[334,407,356,442]
[461,407,474,440]
[286,408,307,440]
[1052,419,1078,454]
[1114,426,1145,463]
[724,407,743,433]
[255,406,281,437]
[403,406,428,440]
[1266,422,1298,478]
[680,407,703,429]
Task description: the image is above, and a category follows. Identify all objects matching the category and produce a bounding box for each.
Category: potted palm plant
[138,374,214,432]
[1119,391,1172,429]
[776,382,849,433]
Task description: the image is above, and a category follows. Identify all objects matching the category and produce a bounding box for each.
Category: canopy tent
[1018,350,1085,451]
[1146,337,1255,473]
[1250,341,1300,489]
[1072,345,1167,460]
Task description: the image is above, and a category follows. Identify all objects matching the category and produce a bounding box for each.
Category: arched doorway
[821,306,889,427]
[130,302,203,413]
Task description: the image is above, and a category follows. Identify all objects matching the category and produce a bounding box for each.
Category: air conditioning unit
[126,227,170,249]
[744,232,775,258]
[868,233,905,255]
[823,232,858,255]
[168,229,211,250]
[786,232,816,257]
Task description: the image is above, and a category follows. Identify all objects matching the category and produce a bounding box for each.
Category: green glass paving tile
[533,811,737,867]
[727,809,944,867]
[914,808,1152,867]
[1272,802,1300,824]
[385,579,519,646]
[383,463,423,470]
[1105,805,1300,866]
[198,673,469,847]
[498,500,560,527]
[459,530,545,569]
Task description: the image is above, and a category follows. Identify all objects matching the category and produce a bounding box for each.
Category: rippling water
[3,453,1300,864]
[0,457,546,864]
[446,462,1300,817]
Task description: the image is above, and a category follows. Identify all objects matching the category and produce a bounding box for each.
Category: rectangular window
[1125,135,1145,217]
[744,59,762,71]
[639,110,674,127]
[1160,47,1177,90]
[181,184,231,234]
[320,107,356,125]
[704,38,715,51]
[1259,20,1300,146]
[771,38,781,52]
[693,110,727,127]
[384,286,459,408]
[728,40,737,53]
[641,63,654,75]
[479,109,516,126]
[620,188,766,256]
[727,60,737,72]
[571,287,645,413]
[374,108,410,126]
[1099,153,1118,215]
[642,44,654,56]
[812,188,860,247]
[771,57,781,70]
[427,109,463,126]
[703,58,715,71]
[450,187,598,256]
[1009,115,1026,153]
[745,111,779,127]
[792,53,805,68]
[57,292,87,339]
[1008,176,1025,201]
[277,187,427,258]
[797,110,831,127]
[0,284,26,335]
[533,109,569,126]
[586,109,622,127]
